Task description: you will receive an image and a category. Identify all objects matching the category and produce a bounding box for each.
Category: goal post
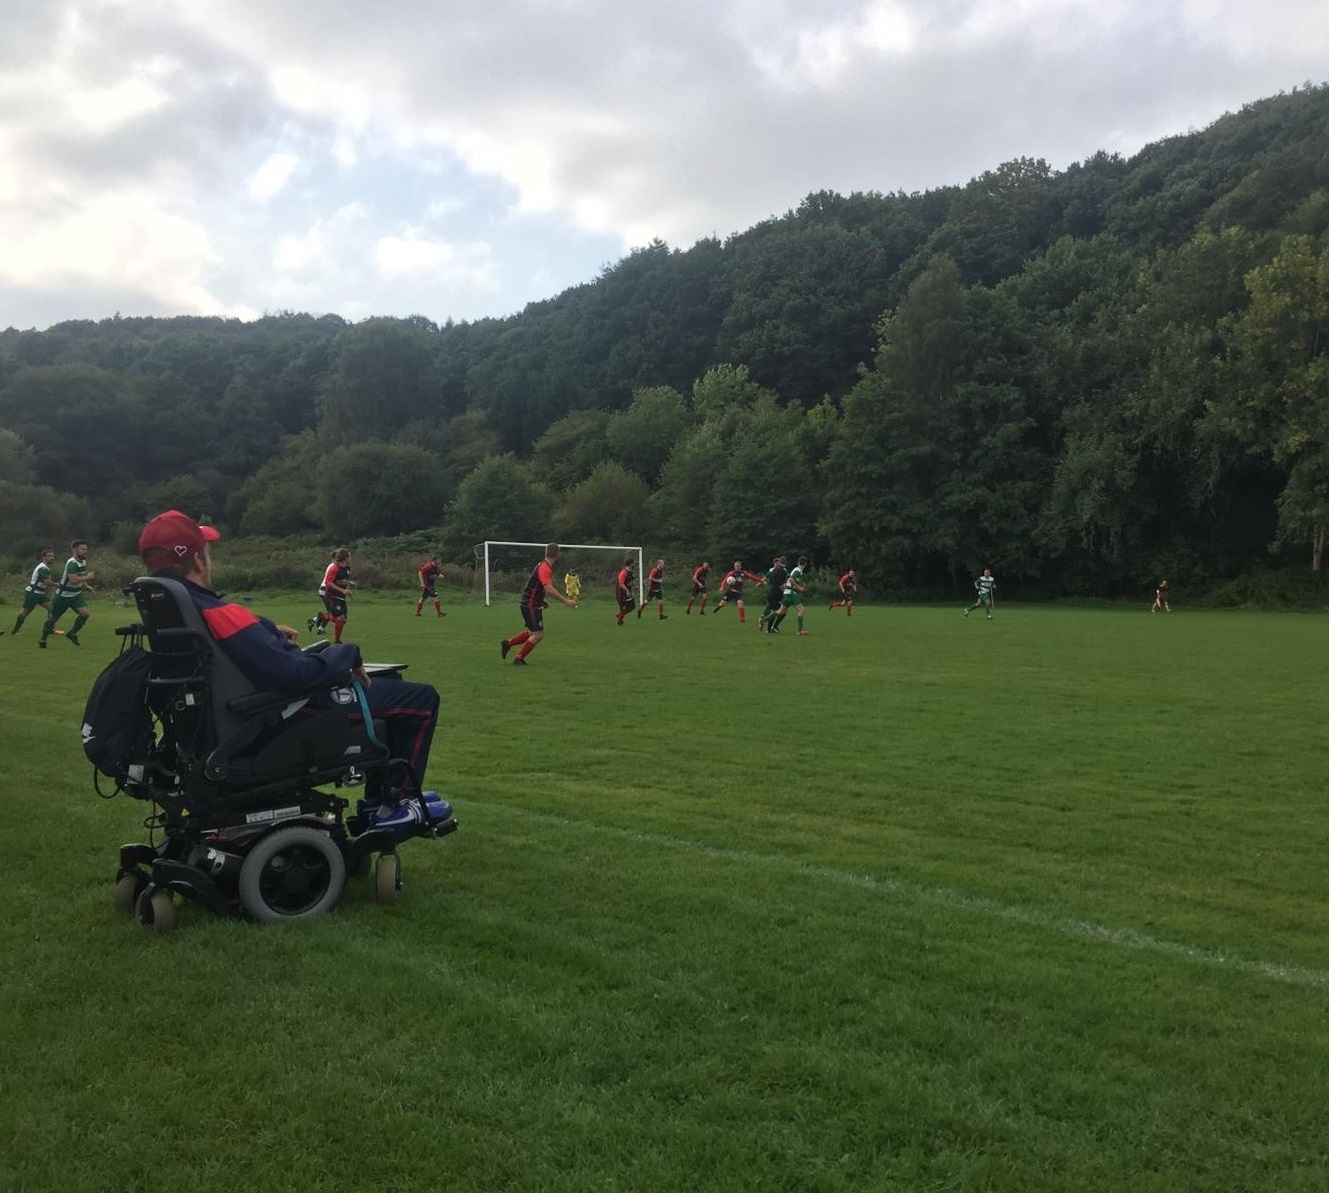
[474,541,644,607]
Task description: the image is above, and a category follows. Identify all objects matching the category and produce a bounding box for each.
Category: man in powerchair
[137,510,444,831]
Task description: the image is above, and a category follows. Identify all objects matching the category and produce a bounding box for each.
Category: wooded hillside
[3,84,1327,598]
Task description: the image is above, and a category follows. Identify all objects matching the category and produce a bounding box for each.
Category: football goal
[473,541,644,607]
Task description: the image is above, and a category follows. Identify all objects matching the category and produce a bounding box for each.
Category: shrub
[1208,568,1329,610]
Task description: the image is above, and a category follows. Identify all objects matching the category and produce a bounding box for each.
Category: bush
[1208,568,1329,610]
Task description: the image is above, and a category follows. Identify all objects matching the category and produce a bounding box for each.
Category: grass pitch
[2,589,1327,1192]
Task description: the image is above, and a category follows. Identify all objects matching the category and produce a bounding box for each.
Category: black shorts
[521,602,545,633]
[322,596,348,618]
[617,594,635,614]
[691,583,707,597]
[419,586,437,599]
[645,583,663,602]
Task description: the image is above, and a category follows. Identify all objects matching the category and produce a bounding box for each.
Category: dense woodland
[3,85,1329,598]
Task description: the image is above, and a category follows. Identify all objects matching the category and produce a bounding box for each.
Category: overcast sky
[1,0,1324,332]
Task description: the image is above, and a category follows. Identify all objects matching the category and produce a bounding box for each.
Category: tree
[317,319,444,446]
[605,386,693,484]
[531,409,613,493]
[0,363,151,519]
[823,258,1048,589]
[690,364,772,428]
[0,429,37,484]
[552,463,653,543]
[0,478,91,558]
[227,433,324,536]
[441,455,554,560]
[707,399,820,565]
[716,220,889,404]
[314,443,451,539]
[652,424,727,549]
[398,410,502,508]
[1232,236,1329,569]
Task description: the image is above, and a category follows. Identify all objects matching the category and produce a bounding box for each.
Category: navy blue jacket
[177,577,362,693]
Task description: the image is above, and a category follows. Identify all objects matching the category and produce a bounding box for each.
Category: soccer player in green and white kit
[11,548,57,636]
[964,568,996,620]
[39,540,95,647]
[770,556,810,636]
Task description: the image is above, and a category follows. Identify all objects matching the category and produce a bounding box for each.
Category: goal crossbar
[474,541,644,607]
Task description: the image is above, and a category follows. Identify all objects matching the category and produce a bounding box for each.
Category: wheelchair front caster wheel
[374,853,401,905]
[115,871,147,915]
[135,888,176,934]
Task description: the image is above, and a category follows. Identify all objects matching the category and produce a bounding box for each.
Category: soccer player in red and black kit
[415,555,445,617]
[712,560,765,623]
[615,557,636,626]
[686,561,710,614]
[829,569,857,615]
[638,558,667,620]
[501,543,576,665]
[310,548,353,642]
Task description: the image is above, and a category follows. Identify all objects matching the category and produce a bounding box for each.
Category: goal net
[473,541,644,607]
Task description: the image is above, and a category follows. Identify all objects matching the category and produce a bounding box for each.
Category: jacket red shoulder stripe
[202,603,260,641]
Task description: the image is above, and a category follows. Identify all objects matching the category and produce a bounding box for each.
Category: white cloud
[0,0,1324,330]
[272,203,369,275]
[5,188,224,314]
[374,232,499,289]
[65,74,168,132]
[247,152,301,201]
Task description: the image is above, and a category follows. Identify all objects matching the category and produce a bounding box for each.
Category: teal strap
[351,679,388,755]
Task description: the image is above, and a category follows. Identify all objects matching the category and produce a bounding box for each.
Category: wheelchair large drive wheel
[237,825,346,922]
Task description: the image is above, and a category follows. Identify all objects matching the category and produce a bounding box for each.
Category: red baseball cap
[139,510,221,568]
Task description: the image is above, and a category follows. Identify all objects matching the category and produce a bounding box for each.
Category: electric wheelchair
[108,576,457,932]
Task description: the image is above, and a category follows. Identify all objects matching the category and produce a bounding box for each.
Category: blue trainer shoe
[371,801,425,832]
[421,791,452,821]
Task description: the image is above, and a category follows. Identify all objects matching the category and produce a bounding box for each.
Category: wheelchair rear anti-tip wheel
[237,824,347,922]
[374,852,401,905]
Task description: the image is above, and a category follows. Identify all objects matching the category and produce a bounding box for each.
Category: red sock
[507,630,531,647]
[738,608,746,622]
[517,641,536,660]
[657,602,664,617]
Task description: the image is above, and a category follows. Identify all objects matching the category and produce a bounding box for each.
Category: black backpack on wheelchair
[102,576,457,932]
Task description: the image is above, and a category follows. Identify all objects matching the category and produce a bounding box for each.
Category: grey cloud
[1,0,1324,330]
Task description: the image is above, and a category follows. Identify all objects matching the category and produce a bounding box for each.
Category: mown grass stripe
[482,800,1329,990]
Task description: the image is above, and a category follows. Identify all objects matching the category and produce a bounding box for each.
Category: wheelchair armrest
[228,689,306,715]
[226,667,361,715]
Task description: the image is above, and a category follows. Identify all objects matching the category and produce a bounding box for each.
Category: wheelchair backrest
[129,576,266,750]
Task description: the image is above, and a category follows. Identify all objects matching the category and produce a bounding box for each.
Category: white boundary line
[481,803,1329,990]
